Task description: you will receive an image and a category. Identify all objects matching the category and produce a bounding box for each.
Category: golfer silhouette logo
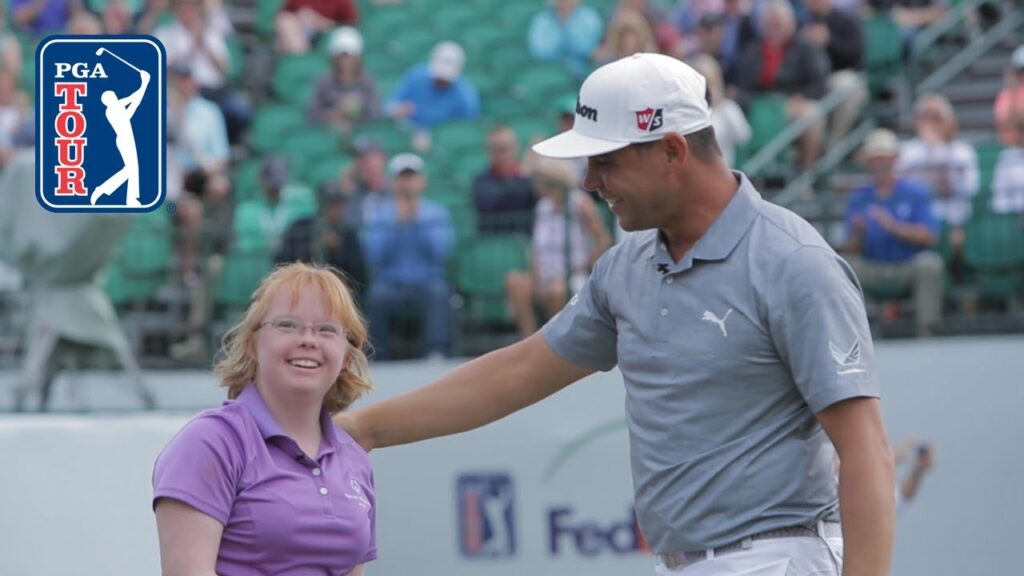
[36,36,166,212]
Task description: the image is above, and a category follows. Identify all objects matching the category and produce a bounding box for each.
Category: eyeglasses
[258,317,348,341]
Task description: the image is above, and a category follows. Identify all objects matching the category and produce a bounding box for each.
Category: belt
[658,520,842,570]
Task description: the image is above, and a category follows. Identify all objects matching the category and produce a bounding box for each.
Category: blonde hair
[915,93,958,141]
[214,262,372,414]
[532,156,576,189]
[600,9,655,60]
[689,54,724,106]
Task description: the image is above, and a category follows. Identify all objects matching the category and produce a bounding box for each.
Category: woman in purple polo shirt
[153,262,376,575]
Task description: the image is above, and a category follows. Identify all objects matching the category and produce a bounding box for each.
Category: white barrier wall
[1,335,1022,576]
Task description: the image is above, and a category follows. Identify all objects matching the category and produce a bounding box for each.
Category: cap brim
[532,129,631,159]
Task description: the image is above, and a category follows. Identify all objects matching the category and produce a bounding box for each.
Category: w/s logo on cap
[36,35,165,212]
[635,107,663,132]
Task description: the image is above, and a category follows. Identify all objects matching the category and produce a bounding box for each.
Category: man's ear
[661,132,689,167]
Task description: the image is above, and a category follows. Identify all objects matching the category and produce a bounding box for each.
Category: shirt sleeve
[540,250,618,371]
[152,414,246,525]
[766,246,880,414]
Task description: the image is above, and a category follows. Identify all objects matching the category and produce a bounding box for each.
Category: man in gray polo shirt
[338,53,895,576]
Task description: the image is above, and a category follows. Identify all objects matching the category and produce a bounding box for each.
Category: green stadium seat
[256,0,286,37]
[430,4,482,37]
[975,141,1003,199]
[280,128,342,176]
[746,94,789,153]
[498,3,538,29]
[963,213,1024,299]
[233,158,264,203]
[104,210,174,305]
[510,63,577,105]
[248,104,306,153]
[225,35,245,88]
[459,26,507,55]
[303,154,352,188]
[488,44,533,81]
[445,148,491,187]
[353,120,413,155]
[272,53,330,105]
[456,234,530,323]
[215,247,274,311]
[508,116,556,147]
[863,14,903,96]
[432,120,488,156]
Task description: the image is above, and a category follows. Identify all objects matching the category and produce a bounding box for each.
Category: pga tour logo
[36,36,165,212]
[456,473,516,559]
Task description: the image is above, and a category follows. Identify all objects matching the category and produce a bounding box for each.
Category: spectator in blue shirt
[528,0,604,78]
[363,153,454,359]
[386,41,480,133]
[843,129,945,336]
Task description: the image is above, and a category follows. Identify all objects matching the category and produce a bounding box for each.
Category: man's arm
[338,332,594,450]
[817,397,895,576]
[123,71,151,117]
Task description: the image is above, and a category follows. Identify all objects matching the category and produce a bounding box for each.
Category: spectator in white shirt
[991,114,1024,214]
[690,54,751,168]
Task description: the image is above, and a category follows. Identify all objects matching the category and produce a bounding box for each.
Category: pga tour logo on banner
[456,473,517,559]
[36,36,165,212]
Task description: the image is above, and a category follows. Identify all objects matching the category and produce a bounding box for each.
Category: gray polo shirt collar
[643,172,761,273]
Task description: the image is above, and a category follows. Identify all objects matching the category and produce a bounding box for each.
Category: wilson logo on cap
[576,99,598,122]
[635,108,663,132]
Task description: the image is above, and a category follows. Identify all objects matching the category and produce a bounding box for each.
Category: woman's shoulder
[162,402,258,459]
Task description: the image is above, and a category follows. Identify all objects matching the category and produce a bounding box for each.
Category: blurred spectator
[994,45,1024,146]
[0,11,22,77]
[844,129,944,337]
[307,26,379,136]
[154,0,250,143]
[991,114,1024,214]
[472,125,536,235]
[606,0,672,29]
[718,0,757,90]
[594,9,656,65]
[873,0,946,47]
[386,41,480,134]
[690,54,750,167]
[528,0,604,78]
[275,0,358,55]
[8,0,83,37]
[234,155,313,255]
[683,12,726,67]
[672,0,723,39]
[276,181,367,301]
[135,0,172,34]
[339,136,391,227]
[896,93,978,276]
[97,0,134,34]
[0,68,29,173]
[65,7,100,32]
[736,0,830,170]
[893,437,936,511]
[167,60,231,281]
[505,157,611,339]
[803,0,867,148]
[363,153,454,360]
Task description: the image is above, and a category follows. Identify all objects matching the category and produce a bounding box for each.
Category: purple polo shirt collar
[236,384,348,459]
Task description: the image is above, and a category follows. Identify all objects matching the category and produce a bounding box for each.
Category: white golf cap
[428,41,465,82]
[328,26,363,56]
[533,53,712,159]
[388,153,425,176]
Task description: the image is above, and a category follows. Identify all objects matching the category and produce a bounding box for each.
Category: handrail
[915,9,1023,97]
[771,118,878,207]
[908,0,989,81]
[741,83,859,178]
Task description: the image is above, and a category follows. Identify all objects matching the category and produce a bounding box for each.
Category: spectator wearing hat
[472,125,536,235]
[307,26,379,134]
[386,41,480,132]
[803,0,867,148]
[339,136,391,227]
[275,0,358,54]
[276,181,367,301]
[896,93,978,278]
[528,0,604,78]
[843,128,944,337]
[363,154,454,360]
[234,156,314,256]
[505,157,611,339]
[994,45,1024,146]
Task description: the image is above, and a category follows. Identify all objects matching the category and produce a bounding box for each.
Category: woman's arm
[154,498,223,576]
[345,564,365,576]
